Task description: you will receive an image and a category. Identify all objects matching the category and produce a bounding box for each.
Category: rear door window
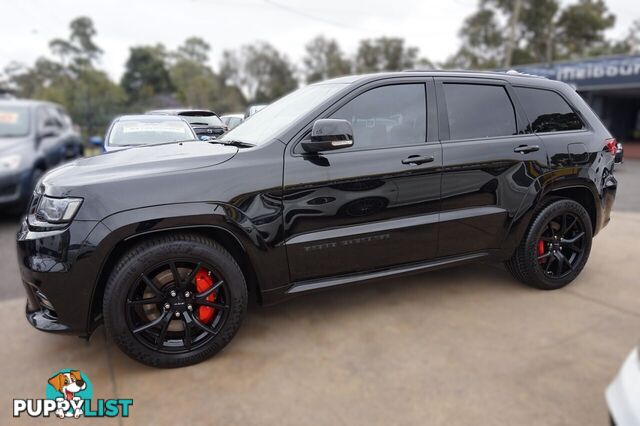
[443,83,517,140]
[514,87,585,133]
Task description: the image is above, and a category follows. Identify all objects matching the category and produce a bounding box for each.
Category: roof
[0,98,59,107]
[116,114,189,122]
[146,109,218,116]
[318,69,556,87]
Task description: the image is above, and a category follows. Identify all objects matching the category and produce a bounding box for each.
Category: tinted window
[45,107,64,129]
[178,113,224,127]
[330,84,426,149]
[443,84,517,140]
[514,87,584,133]
[57,107,72,129]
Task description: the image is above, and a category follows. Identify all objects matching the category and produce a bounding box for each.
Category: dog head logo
[48,371,86,400]
[45,369,92,419]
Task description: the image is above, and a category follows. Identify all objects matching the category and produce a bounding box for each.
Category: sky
[1,0,638,80]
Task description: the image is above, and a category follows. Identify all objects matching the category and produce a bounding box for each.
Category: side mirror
[89,136,104,147]
[199,135,212,141]
[301,119,354,154]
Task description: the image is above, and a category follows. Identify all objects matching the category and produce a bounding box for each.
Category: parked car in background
[147,109,228,139]
[104,115,198,152]
[615,140,624,163]
[606,345,640,426]
[220,113,244,130]
[17,70,617,368]
[0,99,82,214]
[246,104,267,117]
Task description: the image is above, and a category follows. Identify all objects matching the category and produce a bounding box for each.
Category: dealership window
[514,86,585,133]
[443,83,517,140]
[330,84,426,149]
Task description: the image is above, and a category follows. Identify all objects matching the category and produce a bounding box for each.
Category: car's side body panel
[434,77,549,258]
[282,77,442,282]
[15,71,618,337]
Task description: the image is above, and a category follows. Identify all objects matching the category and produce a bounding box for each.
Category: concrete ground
[1,162,639,425]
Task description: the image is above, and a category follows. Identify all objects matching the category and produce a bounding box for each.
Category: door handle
[401,155,435,165]
[513,145,540,154]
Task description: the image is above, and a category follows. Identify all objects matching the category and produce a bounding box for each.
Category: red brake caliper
[194,269,217,324]
[537,240,545,263]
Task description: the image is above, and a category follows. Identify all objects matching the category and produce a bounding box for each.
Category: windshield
[220,83,348,145]
[179,113,224,127]
[108,120,196,147]
[0,105,30,137]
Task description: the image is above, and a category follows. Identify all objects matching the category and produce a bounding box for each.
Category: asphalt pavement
[0,161,639,425]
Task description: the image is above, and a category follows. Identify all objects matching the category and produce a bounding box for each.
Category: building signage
[513,55,640,90]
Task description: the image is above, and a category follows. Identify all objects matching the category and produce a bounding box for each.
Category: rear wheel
[506,199,593,290]
[103,234,247,368]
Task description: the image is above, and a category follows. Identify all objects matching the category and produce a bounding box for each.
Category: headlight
[0,154,21,171]
[34,196,83,224]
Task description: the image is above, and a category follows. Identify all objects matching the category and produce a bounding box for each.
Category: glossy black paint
[16,71,617,336]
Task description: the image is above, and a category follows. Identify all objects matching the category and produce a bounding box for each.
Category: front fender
[84,201,288,331]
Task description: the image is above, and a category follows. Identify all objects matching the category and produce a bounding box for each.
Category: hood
[42,141,238,194]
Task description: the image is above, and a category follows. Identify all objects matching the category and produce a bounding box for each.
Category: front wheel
[506,199,593,290]
[103,234,247,368]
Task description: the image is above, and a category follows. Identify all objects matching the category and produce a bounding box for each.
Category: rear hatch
[178,111,227,136]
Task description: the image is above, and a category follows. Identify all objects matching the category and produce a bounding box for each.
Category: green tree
[5,16,124,137]
[120,44,173,106]
[170,37,247,113]
[556,0,616,59]
[220,42,297,103]
[175,37,211,63]
[354,37,420,72]
[49,16,103,70]
[444,7,505,69]
[35,69,124,136]
[302,36,351,83]
[447,0,619,69]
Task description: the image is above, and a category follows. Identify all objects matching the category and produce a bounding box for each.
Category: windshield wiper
[209,140,256,148]
[189,122,210,126]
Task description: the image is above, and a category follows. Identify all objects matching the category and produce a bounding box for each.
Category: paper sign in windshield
[122,123,187,134]
[0,112,19,124]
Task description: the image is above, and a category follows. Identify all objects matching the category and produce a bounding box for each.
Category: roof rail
[505,69,546,78]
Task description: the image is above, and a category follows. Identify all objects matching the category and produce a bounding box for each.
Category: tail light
[605,138,617,155]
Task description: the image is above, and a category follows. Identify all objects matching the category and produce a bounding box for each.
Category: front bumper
[606,347,640,426]
[16,218,105,335]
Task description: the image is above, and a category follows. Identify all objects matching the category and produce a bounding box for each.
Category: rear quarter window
[514,86,584,133]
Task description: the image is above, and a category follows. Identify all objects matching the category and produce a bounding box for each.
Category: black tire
[505,199,593,290]
[103,233,247,368]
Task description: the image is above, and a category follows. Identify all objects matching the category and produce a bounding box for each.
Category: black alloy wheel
[125,260,230,354]
[104,234,247,368]
[535,212,586,279]
[506,198,593,290]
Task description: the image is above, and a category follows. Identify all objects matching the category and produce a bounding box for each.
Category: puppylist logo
[13,369,133,419]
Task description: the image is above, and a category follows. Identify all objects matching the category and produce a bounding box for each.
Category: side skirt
[286,251,490,295]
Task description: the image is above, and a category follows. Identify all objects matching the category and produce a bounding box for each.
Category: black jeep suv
[17,71,617,367]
